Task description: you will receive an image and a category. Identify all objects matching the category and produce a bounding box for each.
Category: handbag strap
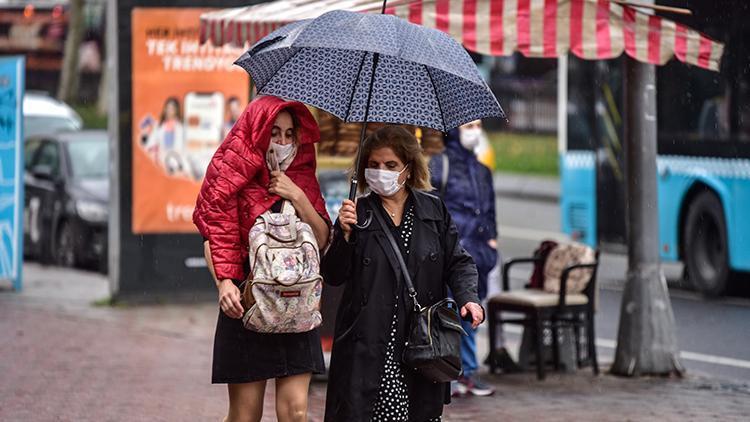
[369,200,422,312]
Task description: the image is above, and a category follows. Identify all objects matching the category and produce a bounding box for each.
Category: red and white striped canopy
[200,0,723,71]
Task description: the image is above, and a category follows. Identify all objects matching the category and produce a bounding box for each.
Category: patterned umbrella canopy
[234,9,505,133]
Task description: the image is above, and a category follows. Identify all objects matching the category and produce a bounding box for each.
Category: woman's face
[367,147,410,183]
[271,111,295,145]
[165,101,178,120]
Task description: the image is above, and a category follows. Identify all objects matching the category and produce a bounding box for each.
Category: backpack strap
[281,199,296,216]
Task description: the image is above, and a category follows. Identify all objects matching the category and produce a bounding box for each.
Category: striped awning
[200,0,724,71]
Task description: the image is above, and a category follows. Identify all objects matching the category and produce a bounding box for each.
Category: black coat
[322,190,480,422]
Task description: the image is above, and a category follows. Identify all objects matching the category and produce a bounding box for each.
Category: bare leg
[275,373,312,422]
[226,380,267,422]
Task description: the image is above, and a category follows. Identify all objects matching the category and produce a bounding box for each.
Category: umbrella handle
[355,210,373,230]
[348,179,373,229]
[348,179,359,202]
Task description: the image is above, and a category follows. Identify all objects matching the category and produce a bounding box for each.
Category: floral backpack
[241,199,323,333]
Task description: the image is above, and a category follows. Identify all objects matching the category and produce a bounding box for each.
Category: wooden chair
[487,250,600,380]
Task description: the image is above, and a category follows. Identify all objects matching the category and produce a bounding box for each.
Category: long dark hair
[160,97,181,124]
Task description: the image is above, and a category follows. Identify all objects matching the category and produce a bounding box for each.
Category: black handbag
[370,201,467,383]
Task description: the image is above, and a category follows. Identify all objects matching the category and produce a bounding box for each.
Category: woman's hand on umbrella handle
[338,199,357,242]
[460,302,485,329]
[218,279,244,319]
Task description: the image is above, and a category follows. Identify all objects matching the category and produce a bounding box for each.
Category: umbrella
[234,6,505,202]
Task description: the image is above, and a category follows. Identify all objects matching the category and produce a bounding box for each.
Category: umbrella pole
[348,120,369,201]
[348,52,381,202]
[348,0,389,202]
[348,50,383,230]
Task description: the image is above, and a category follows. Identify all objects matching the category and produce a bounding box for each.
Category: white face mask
[459,127,482,150]
[365,166,408,197]
[271,142,295,163]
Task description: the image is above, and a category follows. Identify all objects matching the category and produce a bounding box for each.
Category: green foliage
[74,104,107,129]
[92,296,128,308]
[488,132,559,176]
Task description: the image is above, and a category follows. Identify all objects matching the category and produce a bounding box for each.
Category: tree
[57,0,85,103]
[610,51,683,376]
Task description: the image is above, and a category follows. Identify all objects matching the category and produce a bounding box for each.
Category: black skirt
[212,306,325,383]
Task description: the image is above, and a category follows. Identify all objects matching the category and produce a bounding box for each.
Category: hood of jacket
[192,95,329,281]
[240,94,320,161]
[444,127,475,158]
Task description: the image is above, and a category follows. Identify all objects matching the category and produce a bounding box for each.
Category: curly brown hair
[353,125,432,193]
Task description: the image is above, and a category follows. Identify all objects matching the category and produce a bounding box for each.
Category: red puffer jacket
[193,95,330,281]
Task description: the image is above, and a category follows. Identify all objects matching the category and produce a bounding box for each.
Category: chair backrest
[542,242,597,294]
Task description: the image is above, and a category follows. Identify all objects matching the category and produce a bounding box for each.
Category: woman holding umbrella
[322,125,485,421]
[194,95,331,422]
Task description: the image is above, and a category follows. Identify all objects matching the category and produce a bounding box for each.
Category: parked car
[23,130,108,271]
[23,92,83,139]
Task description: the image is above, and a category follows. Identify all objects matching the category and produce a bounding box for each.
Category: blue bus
[559,1,750,296]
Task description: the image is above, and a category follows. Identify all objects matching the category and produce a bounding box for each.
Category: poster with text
[0,56,24,290]
[131,8,248,234]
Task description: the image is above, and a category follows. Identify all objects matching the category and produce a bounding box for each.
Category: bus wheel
[682,190,729,297]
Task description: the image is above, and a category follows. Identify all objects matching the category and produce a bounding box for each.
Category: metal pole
[611,36,682,375]
[107,0,120,297]
[625,59,659,272]
[557,55,568,156]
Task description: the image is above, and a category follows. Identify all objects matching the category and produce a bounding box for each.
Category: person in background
[224,96,243,137]
[429,120,497,397]
[140,97,187,174]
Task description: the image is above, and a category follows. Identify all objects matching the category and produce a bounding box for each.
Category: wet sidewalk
[1,263,748,421]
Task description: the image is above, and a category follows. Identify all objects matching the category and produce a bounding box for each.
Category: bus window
[566,57,596,151]
[739,81,750,142]
[658,61,729,143]
[738,28,750,142]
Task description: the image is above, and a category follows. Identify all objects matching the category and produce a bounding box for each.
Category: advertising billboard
[130,7,248,234]
[0,56,24,290]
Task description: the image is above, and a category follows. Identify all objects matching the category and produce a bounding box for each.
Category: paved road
[495,195,750,382]
[3,263,749,421]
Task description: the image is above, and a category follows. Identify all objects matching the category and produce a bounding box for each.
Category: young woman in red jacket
[193,95,330,422]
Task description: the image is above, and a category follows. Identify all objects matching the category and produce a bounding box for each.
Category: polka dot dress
[371,205,442,422]
[371,312,409,421]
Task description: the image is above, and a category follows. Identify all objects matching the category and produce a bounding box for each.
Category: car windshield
[24,116,82,138]
[67,138,108,179]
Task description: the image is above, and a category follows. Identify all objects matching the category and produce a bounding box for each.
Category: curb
[493,187,560,203]
[493,173,560,203]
